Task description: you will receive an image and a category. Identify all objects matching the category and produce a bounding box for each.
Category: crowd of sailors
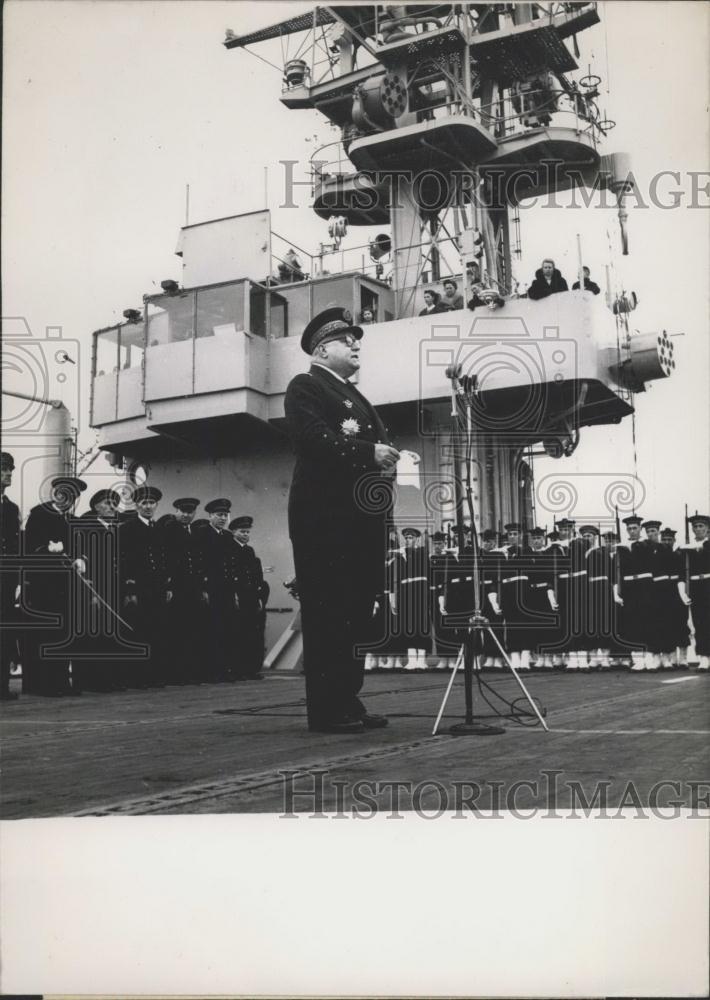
[2,450,708,700]
[367,515,710,673]
[0,453,269,699]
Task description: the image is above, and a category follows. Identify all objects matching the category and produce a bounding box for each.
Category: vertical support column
[390,175,424,318]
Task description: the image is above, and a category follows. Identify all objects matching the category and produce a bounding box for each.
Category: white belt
[623,573,652,581]
[558,570,586,579]
[589,575,609,582]
[530,582,548,589]
[502,575,528,584]
[652,575,669,582]
[402,577,427,584]
[669,575,679,581]
[690,573,710,580]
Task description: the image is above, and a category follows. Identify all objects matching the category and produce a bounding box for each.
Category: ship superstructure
[89,3,675,652]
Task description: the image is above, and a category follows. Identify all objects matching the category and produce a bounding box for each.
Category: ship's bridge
[90,267,673,459]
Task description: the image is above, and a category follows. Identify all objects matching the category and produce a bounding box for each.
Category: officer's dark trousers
[291,531,382,727]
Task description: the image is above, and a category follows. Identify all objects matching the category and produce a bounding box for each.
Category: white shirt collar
[311,362,348,384]
[138,515,152,527]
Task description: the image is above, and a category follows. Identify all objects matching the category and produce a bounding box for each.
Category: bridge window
[119,323,145,369]
[146,292,195,345]
[95,328,119,376]
[196,283,246,339]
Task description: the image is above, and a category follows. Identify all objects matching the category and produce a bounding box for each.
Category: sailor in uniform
[565,523,596,670]
[195,498,240,682]
[24,475,88,695]
[428,531,456,668]
[378,527,405,669]
[615,514,656,670]
[163,498,208,684]
[525,527,558,669]
[643,519,675,669]
[119,485,171,688]
[680,514,710,671]
[229,515,270,679]
[284,307,398,731]
[658,527,690,668]
[499,522,532,669]
[547,517,574,668]
[586,528,618,668]
[398,527,432,670]
[1,452,21,700]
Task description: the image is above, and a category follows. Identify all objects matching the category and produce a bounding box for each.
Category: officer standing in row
[229,515,270,680]
[1,452,21,700]
[24,475,88,695]
[196,498,240,682]
[73,488,127,692]
[120,485,171,688]
[163,498,209,684]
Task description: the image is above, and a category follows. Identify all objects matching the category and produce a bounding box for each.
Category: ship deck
[2,670,708,818]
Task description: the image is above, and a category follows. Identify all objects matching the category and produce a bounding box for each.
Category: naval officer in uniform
[284,307,399,733]
[1,452,21,699]
[229,515,270,679]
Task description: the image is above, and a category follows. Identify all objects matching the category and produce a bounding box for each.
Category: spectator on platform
[442,279,464,311]
[527,258,568,300]
[468,284,505,311]
[572,266,601,295]
[419,289,447,316]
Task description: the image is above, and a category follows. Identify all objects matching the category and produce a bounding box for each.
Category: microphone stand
[432,369,549,736]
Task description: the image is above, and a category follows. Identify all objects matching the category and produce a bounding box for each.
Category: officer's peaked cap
[134,485,162,503]
[205,498,231,514]
[89,488,120,509]
[173,497,200,512]
[301,307,363,354]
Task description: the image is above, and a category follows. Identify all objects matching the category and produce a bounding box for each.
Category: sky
[2,0,709,527]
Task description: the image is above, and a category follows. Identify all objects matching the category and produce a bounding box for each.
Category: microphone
[445,364,462,416]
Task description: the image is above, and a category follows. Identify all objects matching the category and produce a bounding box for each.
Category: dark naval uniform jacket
[1,493,22,693]
[285,364,393,537]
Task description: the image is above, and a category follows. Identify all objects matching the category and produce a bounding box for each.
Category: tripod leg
[432,644,464,736]
[488,627,550,731]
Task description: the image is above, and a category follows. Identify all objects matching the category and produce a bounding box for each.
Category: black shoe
[0,691,19,701]
[360,713,388,729]
[308,719,365,734]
